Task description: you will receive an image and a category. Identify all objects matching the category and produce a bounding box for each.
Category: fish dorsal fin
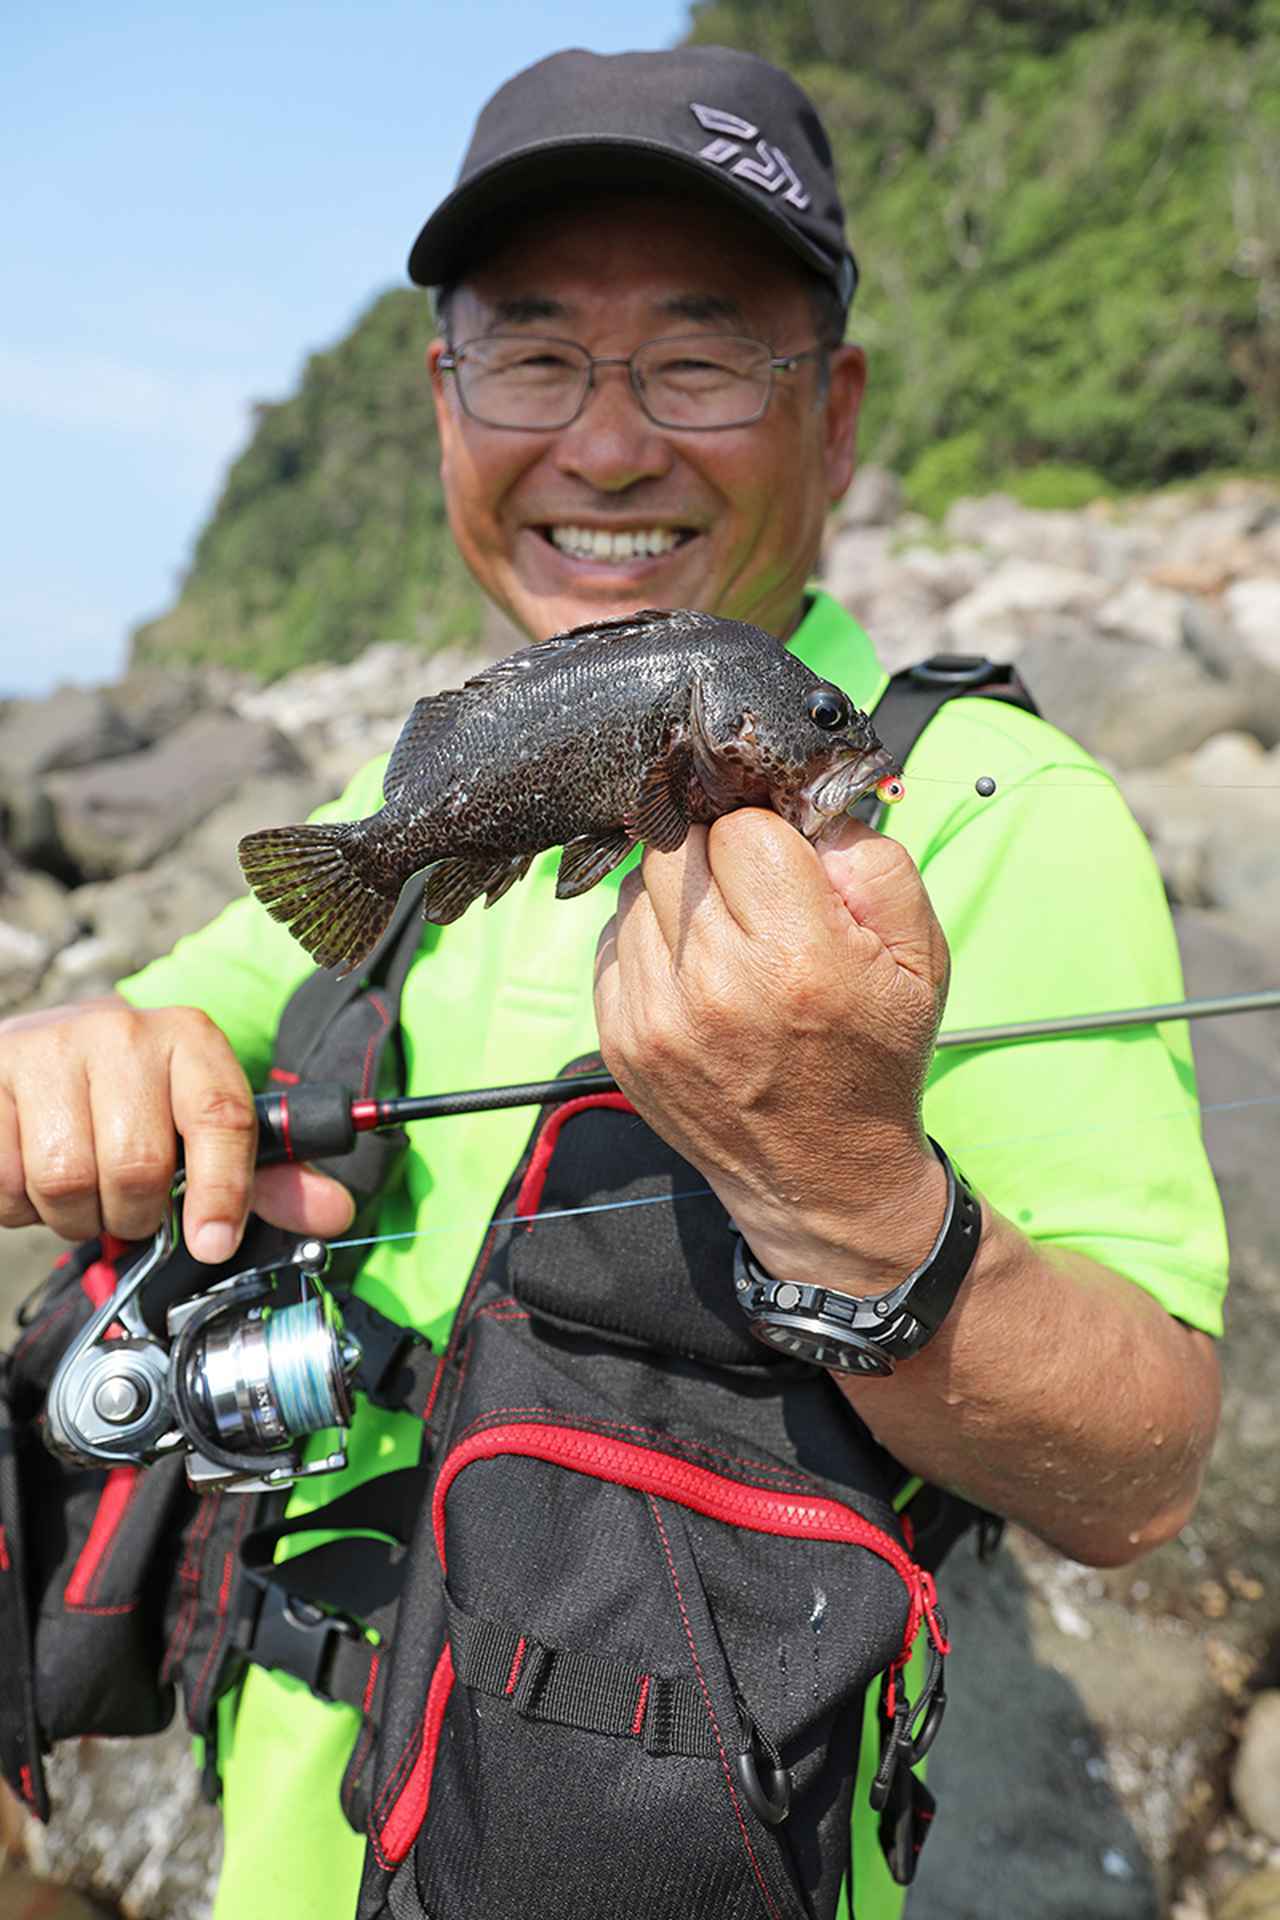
[384,611,695,803]
[460,609,692,690]
[383,688,469,802]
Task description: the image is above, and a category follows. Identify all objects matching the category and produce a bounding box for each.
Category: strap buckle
[235,1573,360,1701]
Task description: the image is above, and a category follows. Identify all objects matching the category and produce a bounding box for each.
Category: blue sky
[2,2,690,697]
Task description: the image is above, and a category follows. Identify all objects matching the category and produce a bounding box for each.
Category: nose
[552,360,674,493]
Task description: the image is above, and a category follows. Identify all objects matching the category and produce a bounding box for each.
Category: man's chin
[506,534,713,637]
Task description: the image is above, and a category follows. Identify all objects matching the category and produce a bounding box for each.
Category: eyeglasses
[438,332,828,432]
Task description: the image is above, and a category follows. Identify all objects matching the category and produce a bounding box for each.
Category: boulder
[832,463,904,529]
[1231,1694,1280,1844]
[818,525,902,614]
[1223,580,1280,674]
[25,1724,219,1920]
[1096,578,1189,652]
[39,714,304,882]
[944,558,1110,648]
[1009,620,1251,768]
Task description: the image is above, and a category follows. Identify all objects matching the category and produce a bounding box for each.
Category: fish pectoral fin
[555,830,635,899]
[625,748,693,852]
[423,853,524,924]
[689,680,761,812]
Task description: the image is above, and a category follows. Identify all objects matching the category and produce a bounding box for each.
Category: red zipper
[432,1420,948,1662]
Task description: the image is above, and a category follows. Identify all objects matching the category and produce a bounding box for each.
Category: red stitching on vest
[64,1467,139,1609]
[189,1499,253,1719]
[375,1640,455,1866]
[514,1092,636,1222]
[630,1673,651,1736]
[503,1636,528,1696]
[359,993,392,1097]
[647,1495,782,1920]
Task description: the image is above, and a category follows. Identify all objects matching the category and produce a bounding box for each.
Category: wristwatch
[733,1139,982,1376]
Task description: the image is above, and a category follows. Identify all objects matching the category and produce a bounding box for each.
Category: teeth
[549,526,685,562]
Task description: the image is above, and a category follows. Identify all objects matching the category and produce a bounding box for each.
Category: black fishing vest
[0,653,1034,1897]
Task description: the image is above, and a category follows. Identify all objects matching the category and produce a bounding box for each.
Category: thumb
[817,817,949,988]
[250,1163,357,1239]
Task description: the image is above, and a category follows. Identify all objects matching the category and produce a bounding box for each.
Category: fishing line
[888,771,1280,797]
[327,1087,1280,1257]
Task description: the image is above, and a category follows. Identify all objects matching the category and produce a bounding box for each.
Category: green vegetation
[136,1,1280,673]
[688,0,1280,514]
[133,291,485,677]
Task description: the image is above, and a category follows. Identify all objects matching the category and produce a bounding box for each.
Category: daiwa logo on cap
[689,102,811,210]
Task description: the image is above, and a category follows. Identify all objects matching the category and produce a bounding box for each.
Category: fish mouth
[795,748,903,838]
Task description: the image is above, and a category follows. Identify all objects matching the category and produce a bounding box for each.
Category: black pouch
[357,1062,948,1920]
[0,1237,195,1819]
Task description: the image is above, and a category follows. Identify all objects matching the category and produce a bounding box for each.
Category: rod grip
[253,1085,356,1165]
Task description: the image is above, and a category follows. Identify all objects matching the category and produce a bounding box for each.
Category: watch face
[748,1311,894,1377]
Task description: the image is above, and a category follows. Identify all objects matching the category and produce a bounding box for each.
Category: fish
[237,607,903,974]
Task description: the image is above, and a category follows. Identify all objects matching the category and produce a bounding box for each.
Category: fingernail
[190,1220,237,1264]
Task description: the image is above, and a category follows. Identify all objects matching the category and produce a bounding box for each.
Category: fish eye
[807,687,848,731]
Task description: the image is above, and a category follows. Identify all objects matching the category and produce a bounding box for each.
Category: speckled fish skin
[237,607,900,974]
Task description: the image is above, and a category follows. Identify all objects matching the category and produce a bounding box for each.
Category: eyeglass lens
[450,334,776,430]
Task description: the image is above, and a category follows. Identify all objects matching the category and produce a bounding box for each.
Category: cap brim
[408,137,840,291]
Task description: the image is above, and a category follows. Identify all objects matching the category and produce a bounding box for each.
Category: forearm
[830,1198,1222,1567]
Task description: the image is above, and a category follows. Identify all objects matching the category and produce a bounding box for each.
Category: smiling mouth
[543,525,697,564]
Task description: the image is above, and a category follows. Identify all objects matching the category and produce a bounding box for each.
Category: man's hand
[0,999,354,1263]
[593,809,951,1286]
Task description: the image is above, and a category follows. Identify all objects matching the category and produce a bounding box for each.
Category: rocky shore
[2,475,1279,1919]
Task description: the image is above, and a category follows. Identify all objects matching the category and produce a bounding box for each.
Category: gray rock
[0,688,139,785]
[1096,578,1189,651]
[893,542,990,608]
[0,922,52,1012]
[1183,600,1241,682]
[833,463,904,529]
[1010,619,1250,767]
[1152,502,1273,575]
[111,666,212,748]
[41,714,304,881]
[818,525,901,613]
[945,558,1110,647]
[27,1723,219,1920]
[1231,1694,1280,1844]
[1224,580,1280,673]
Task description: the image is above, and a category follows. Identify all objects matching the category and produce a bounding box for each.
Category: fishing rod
[49,983,1277,1497]
[254,986,1280,1150]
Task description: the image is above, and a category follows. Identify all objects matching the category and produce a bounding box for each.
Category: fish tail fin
[237,820,404,974]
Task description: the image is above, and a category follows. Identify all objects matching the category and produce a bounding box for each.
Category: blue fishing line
[328,1090,1280,1253]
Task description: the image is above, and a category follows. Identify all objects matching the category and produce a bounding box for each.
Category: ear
[427,336,461,482]
[822,343,868,507]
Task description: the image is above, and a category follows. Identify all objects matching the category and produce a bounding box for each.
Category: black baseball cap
[408,46,858,316]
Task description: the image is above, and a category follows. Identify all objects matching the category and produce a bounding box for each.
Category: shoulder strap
[849,653,1040,824]
[268,877,428,1209]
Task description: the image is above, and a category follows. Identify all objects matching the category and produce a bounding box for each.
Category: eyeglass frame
[436,331,833,433]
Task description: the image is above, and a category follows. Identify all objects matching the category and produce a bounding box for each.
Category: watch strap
[734,1139,982,1375]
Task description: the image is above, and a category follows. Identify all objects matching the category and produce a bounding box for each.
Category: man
[0,43,1227,1920]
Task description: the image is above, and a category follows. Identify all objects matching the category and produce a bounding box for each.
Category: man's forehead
[447,193,811,329]
[469,290,751,331]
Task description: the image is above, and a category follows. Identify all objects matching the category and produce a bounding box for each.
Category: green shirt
[118,590,1229,1920]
